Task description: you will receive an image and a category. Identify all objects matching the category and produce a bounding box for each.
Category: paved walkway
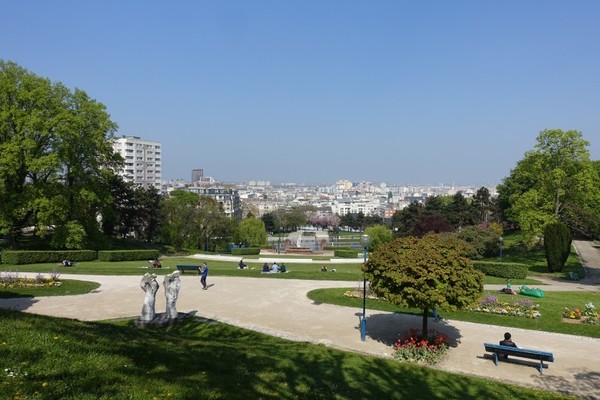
[2,241,600,399]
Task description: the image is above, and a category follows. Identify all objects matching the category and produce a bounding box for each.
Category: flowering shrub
[393,328,449,365]
[563,303,599,325]
[468,292,540,318]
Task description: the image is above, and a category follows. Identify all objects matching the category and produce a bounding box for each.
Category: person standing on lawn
[200,262,209,290]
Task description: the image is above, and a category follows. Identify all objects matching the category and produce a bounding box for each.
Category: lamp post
[499,237,504,262]
[360,234,371,342]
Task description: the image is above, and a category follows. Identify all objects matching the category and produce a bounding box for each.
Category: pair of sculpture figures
[140,270,182,321]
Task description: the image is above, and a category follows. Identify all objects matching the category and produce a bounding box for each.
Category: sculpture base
[134,312,190,329]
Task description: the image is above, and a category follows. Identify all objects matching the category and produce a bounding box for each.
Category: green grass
[497,231,585,279]
[0,309,575,400]
[308,288,600,339]
[0,279,100,298]
[0,258,366,281]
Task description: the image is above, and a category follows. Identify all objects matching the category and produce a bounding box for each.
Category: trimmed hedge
[231,247,261,256]
[334,249,360,258]
[98,250,159,262]
[0,250,97,265]
[473,261,528,279]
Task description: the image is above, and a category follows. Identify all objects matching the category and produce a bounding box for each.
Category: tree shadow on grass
[533,368,600,399]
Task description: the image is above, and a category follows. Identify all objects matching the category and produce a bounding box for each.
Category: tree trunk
[422,308,429,339]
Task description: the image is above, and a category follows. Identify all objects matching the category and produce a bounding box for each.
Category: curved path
[1,241,600,399]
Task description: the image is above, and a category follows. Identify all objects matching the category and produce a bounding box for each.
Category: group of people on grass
[261,261,286,273]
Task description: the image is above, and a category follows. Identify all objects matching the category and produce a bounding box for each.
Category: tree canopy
[497,129,600,243]
[0,60,120,249]
[236,216,267,247]
[363,233,483,337]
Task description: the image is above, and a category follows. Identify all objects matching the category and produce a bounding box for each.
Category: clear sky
[2,1,599,186]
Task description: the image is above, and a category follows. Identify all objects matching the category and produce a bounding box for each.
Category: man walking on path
[200,262,209,290]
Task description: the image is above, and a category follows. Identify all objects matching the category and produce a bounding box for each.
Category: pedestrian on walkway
[200,262,209,290]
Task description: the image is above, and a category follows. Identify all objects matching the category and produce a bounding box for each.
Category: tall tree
[236,216,267,247]
[161,190,204,250]
[471,187,495,224]
[391,202,424,237]
[497,129,600,245]
[363,224,393,251]
[363,234,483,338]
[0,60,120,248]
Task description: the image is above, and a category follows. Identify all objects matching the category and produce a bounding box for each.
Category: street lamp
[499,237,504,262]
[360,234,371,342]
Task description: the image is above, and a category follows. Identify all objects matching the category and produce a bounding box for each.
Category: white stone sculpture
[163,270,182,319]
[140,273,159,321]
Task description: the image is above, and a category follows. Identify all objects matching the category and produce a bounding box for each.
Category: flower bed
[468,293,541,318]
[0,270,62,289]
[393,328,448,365]
[562,303,599,325]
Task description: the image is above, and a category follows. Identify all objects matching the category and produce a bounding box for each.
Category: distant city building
[188,186,243,221]
[192,169,204,184]
[112,135,162,189]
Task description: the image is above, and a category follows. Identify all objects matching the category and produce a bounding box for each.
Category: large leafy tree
[161,190,204,250]
[363,224,393,251]
[497,129,600,244]
[471,187,496,224]
[391,202,424,237]
[0,60,120,248]
[363,233,483,338]
[236,216,267,247]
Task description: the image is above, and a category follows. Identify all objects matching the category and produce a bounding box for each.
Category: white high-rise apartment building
[112,135,162,189]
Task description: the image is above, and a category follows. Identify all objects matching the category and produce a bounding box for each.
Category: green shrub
[231,247,261,256]
[97,250,159,262]
[0,250,97,265]
[544,222,571,272]
[456,226,501,259]
[334,249,360,258]
[473,261,528,279]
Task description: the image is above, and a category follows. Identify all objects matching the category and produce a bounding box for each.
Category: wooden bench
[484,343,554,374]
[176,264,200,274]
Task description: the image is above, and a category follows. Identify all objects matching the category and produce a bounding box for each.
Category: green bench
[484,343,554,374]
[176,264,200,274]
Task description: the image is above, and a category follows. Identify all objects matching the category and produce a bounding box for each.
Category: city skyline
[3,1,599,186]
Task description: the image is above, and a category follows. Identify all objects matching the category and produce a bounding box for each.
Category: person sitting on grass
[262,263,270,273]
[238,259,247,269]
[62,260,74,267]
[321,266,327,272]
[271,262,279,273]
[280,263,287,273]
[150,258,161,268]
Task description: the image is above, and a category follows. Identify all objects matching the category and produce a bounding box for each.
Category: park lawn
[498,231,585,279]
[0,309,574,400]
[0,259,544,285]
[0,279,100,298]
[308,288,600,339]
[0,258,366,281]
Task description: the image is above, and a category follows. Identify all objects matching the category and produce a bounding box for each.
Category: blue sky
[2,1,599,185]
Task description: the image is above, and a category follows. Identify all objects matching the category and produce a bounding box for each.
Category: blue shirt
[201,266,208,277]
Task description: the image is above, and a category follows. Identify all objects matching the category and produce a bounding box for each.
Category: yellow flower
[42,382,49,387]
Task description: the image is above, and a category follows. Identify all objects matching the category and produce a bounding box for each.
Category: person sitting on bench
[500,332,517,358]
